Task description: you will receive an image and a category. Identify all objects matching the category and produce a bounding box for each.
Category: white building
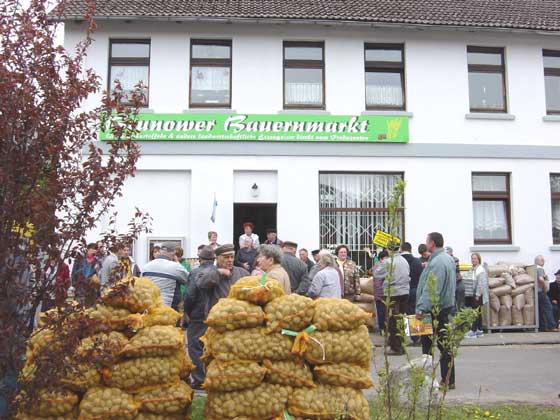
[63,1,560,275]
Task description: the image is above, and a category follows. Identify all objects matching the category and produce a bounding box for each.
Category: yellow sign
[404,315,433,337]
[372,230,400,248]
[12,222,35,238]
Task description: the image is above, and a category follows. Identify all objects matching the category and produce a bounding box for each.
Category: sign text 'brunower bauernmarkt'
[100,113,409,143]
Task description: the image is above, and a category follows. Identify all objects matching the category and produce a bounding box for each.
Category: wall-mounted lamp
[251,183,259,198]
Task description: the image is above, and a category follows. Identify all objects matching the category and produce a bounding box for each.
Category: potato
[264,294,315,333]
[288,385,370,420]
[79,387,139,420]
[314,363,374,389]
[204,360,266,392]
[312,298,371,331]
[263,359,315,388]
[205,299,265,332]
[228,276,285,305]
[304,325,372,367]
[133,381,192,414]
[120,326,184,358]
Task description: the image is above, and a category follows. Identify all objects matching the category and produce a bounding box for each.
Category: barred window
[319,172,404,270]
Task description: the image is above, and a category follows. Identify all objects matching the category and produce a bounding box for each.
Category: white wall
[234,171,278,203]
[65,20,560,146]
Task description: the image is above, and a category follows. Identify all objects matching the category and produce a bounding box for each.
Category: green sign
[100,113,409,143]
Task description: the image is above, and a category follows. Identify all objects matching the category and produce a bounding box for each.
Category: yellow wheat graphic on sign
[387,118,402,140]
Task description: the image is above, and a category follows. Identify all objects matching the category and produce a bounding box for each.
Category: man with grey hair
[257,244,291,294]
[535,255,558,331]
[307,253,341,298]
[142,242,189,308]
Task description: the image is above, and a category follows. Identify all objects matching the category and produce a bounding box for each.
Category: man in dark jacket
[281,241,312,295]
[183,246,217,389]
[401,242,424,344]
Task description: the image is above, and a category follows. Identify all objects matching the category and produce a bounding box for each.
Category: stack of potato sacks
[19,277,195,420]
[201,275,373,420]
[357,277,376,330]
[486,264,536,328]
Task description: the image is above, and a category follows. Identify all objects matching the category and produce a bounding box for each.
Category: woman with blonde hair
[465,252,488,338]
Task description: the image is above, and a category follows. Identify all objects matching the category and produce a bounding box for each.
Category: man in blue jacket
[415,232,457,389]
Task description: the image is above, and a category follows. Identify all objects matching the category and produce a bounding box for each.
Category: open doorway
[233,203,277,250]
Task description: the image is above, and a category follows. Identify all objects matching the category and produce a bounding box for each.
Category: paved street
[367,343,560,406]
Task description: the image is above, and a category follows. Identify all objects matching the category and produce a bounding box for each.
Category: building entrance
[233,203,277,250]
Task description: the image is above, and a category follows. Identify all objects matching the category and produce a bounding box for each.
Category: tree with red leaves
[0,1,149,415]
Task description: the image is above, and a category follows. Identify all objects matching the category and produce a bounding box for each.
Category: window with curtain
[190,40,232,107]
[544,50,560,115]
[283,41,325,109]
[109,40,150,106]
[319,172,404,269]
[467,46,507,113]
[472,173,511,244]
[551,174,560,244]
[365,44,405,110]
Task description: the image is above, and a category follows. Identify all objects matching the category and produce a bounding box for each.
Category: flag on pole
[210,193,218,223]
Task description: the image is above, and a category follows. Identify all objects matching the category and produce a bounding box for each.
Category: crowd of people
[60,222,560,392]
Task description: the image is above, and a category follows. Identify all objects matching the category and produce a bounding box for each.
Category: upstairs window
[190,39,232,108]
[365,44,405,110]
[543,50,560,115]
[283,41,325,109]
[467,46,507,113]
[472,173,512,244]
[108,40,150,106]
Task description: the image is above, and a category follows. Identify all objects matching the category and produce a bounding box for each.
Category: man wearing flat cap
[238,222,259,249]
[264,228,283,246]
[281,241,312,295]
[142,241,189,309]
[198,244,250,310]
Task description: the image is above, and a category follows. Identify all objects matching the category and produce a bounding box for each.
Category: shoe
[464,331,477,338]
[475,330,484,337]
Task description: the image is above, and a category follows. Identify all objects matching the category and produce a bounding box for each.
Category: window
[283,41,325,109]
[544,50,560,115]
[319,172,404,269]
[551,174,560,244]
[467,46,507,113]
[364,44,405,110]
[472,173,511,244]
[108,39,150,106]
[190,40,232,107]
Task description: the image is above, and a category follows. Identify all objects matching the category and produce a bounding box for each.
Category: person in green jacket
[415,232,457,388]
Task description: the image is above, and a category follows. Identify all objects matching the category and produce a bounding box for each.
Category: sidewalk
[370,331,560,347]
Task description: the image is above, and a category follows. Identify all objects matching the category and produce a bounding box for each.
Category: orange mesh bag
[201,327,293,362]
[304,325,372,367]
[205,383,291,419]
[312,298,371,331]
[203,360,267,392]
[133,381,193,414]
[205,298,265,332]
[228,275,285,305]
[136,411,191,420]
[288,385,369,420]
[101,277,161,313]
[264,294,315,333]
[314,363,374,389]
[120,326,184,358]
[263,359,315,388]
[27,390,78,417]
[141,304,181,328]
[26,328,55,361]
[78,387,139,420]
[89,305,140,331]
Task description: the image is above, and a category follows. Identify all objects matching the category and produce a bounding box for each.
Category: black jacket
[402,253,423,290]
[183,262,217,322]
[281,252,311,294]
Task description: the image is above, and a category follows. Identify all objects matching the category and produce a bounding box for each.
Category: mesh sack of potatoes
[228,275,285,305]
[133,381,193,414]
[304,325,372,367]
[488,278,505,289]
[104,351,193,391]
[205,298,265,332]
[61,363,102,392]
[136,411,191,420]
[26,390,78,417]
[314,363,373,389]
[16,409,78,420]
[288,385,370,420]
[141,305,181,328]
[312,298,370,331]
[26,328,55,361]
[263,359,315,388]
[514,274,534,286]
[120,326,184,358]
[264,294,316,333]
[101,277,161,313]
[79,387,139,420]
[205,383,291,420]
[203,360,267,392]
[89,305,138,331]
[202,327,293,362]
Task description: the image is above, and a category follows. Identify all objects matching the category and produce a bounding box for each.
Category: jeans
[375,300,386,332]
[552,302,560,326]
[186,321,207,387]
[455,281,465,311]
[465,296,482,331]
[538,292,556,331]
[421,307,456,386]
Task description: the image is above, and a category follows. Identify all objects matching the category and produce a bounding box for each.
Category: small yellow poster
[372,230,400,248]
[404,315,433,337]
